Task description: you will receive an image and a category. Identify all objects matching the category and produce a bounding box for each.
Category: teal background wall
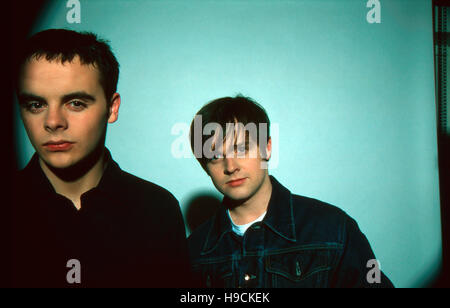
[14,0,441,287]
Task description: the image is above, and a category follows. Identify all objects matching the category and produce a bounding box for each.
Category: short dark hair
[15,28,119,102]
[190,95,270,169]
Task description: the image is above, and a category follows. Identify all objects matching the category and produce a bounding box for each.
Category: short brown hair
[190,95,270,169]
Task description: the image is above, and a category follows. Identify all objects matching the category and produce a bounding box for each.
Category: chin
[223,189,252,201]
[42,154,78,170]
[46,161,76,170]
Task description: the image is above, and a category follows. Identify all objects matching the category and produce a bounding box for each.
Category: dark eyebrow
[62,91,96,102]
[17,93,46,105]
[17,91,96,105]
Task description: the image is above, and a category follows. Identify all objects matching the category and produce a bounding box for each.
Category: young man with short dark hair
[12,29,189,287]
[188,95,394,288]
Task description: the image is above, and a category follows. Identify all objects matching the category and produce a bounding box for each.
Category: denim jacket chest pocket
[265,245,340,288]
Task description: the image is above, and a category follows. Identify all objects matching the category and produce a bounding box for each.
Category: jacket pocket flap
[266,250,332,281]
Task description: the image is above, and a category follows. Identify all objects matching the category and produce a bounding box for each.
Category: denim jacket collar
[201,175,297,255]
[263,176,297,242]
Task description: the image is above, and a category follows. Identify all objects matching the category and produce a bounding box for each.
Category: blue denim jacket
[188,176,394,288]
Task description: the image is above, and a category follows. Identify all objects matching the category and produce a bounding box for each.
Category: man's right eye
[211,154,224,161]
[24,101,46,113]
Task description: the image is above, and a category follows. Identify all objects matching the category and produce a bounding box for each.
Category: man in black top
[12,29,189,287]
[187,95,394,288]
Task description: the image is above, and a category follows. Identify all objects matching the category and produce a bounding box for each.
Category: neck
[39,147,107,210]
[226,173,272,225]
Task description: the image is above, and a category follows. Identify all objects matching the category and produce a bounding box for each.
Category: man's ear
[265,137,272,161]
[107,93,121,123]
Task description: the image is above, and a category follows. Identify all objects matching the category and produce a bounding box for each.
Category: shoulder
[188,215,215,240]
[112,169,182,222]
[270,176,353,232]
[118,169,178,204]
[292,194,349,221]
[14,168,28,185]
[14,156,39,184]
[187,212,218,256]
[290,194,356,241]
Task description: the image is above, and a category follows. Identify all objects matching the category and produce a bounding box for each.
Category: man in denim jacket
[187,95,394,288]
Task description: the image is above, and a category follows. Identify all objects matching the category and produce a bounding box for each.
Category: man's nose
[224,157,240,175]
[44,106,68,132]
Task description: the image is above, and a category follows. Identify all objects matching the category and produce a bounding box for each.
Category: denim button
[244,274,256,281]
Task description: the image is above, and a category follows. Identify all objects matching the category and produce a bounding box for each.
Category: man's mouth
[43,140,75,151]
[226,178,247,187]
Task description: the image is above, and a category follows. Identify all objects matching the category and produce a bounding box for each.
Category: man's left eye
[237,145,247,152]
[68,101,86,109]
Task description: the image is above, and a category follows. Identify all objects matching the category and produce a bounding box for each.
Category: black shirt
[11,149,190,287]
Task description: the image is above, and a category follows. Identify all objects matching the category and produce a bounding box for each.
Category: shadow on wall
[184,193,222,235]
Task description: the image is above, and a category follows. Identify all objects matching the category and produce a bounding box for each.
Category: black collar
[18,148,123,204]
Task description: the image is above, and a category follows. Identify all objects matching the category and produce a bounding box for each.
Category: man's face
[18,56,120,170]
[205,130,272,202]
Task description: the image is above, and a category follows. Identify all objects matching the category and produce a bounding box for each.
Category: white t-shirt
[227,209,267,236]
